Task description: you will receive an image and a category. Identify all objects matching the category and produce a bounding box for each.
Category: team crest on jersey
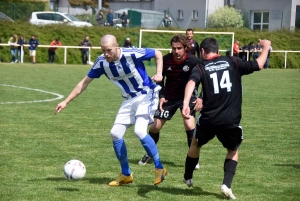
[192,44,195,47]
[117,66,122,70]
[183,65,189,72]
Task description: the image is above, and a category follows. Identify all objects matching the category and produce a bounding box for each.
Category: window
[37,13,54,20]
[296,6,300,28]
[252,11,269,30]
[178,10,183,20]
[192,10,198,20]
[54,14,65,21]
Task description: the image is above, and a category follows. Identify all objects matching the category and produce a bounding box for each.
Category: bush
[208,6,243,28]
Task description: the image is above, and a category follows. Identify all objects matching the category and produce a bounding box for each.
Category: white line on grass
[0,84,64,104]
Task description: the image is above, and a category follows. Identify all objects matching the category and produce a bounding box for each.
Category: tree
[208,6,243,28]
[68,0,109,8]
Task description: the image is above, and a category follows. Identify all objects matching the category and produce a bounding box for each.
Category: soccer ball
[63,159,86,180]
[88,61,94,65]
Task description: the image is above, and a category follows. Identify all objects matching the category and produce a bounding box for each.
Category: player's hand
[182,104,191,119]
[193,98,203,111]
[55,101,67,114]
[259,39,271,49]
[159,98,168,111]
[151,74,163,83]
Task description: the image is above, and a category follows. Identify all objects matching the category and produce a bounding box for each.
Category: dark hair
[55,38,60,42]
[170,34,190,52]
[186,28,194,33]
[200,38,219,54]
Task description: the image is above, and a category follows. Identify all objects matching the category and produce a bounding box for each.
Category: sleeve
[87,61,105,78]
[135,48,155,61]
[188,64,202,86]
[36,40,39,47]
[230,56,260,75]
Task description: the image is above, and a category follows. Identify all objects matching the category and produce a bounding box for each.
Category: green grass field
[0,63,299,201]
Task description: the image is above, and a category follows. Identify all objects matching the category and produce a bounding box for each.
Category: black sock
[222,159,238,188]
[184,155,199,180]
[149,131,159,144]
[186,129,194,148]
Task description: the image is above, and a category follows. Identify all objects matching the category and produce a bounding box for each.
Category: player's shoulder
[163,53,173,60]
[186,54,201,63]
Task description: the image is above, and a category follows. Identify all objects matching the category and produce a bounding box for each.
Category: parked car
[29,11,92,27]
[0,11,14,22]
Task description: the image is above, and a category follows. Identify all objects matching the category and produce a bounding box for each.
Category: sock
[149,131,160,144]
[140,135,163,169]
[184,155,199,180]
[186,129,194,148]
[222,159,238,188]
[113,139,131,176]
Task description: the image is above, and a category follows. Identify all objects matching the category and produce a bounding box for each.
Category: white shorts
[114,87,160,125]
[30,50,36,56]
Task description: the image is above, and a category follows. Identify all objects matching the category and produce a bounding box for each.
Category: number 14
[210,70,232,94]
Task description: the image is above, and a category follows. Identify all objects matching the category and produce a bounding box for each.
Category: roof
[114,8,164,15]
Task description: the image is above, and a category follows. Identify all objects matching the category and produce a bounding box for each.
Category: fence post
[284,51,287,68]
[21,46,23,63]
[64,47,67,64]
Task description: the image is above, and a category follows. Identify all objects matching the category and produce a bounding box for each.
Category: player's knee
[134,129,147,140]
[110,125,126,141]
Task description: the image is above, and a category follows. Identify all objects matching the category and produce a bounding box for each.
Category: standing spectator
[106,9,114,26]
[79,36,92,65]
[181,38,271,199]
[48,38,62,64]
[233,40,239,57]
[253,41,261,60]
[8,34,18,63]
[247,42,255,61]
[264,42,272,69]
[120,11,129,28]
[29,35,38,64]
[96,10,104,26]
[186,28,200,58]
[17,35,26,63]
[138,34,202,170]
[163,14,172,27]
[55,34,167,186]
[123,38,133,48]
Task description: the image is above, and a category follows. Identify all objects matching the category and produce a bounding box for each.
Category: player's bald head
[101,34,117,46]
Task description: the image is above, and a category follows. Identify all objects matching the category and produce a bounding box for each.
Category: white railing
[0,43,297,68]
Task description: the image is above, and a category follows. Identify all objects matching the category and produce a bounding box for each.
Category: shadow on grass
[128,159,181,168]
[274,164,300,169]
[137,184,224,199]
[56,187,79,192]
[88,177,112,184]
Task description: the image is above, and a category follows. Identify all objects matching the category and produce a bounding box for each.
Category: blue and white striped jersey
[87,48,159,99]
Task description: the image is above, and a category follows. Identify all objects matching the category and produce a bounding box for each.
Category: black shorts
[154,98,196,120]
[194,124,243,151]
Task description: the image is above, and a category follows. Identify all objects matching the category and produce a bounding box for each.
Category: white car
[29,11,92,27]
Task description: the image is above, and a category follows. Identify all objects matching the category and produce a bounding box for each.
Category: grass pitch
[0,63,299,201]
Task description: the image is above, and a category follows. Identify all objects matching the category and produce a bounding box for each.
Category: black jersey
[189,55,260,128]
[187,39,200,58]
[159,53,201,100]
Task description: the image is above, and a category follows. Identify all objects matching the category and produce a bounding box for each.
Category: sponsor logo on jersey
[183,65,189,72]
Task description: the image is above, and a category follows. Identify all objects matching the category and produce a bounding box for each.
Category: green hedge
[0,20,300,68]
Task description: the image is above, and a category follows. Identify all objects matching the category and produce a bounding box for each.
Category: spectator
[120,11,129,28]
[17,35,26,63]
[163,14,172,27]
[8,34,18,63]
[253,41,261,60]
[247,42,255,61]
[96,10,104,26]
[123,38,133,48]
[79,36,92,65]
[48,38,62,64]
[106,9,114,26]
[264,42,272,69]
[233,40,239,57]
[186,28,200,58]
[29,35,39,64]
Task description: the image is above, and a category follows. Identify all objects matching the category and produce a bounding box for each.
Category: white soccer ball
[63,159,86,180]
[88,61,94,65]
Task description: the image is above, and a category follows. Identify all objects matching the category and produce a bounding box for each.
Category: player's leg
[183,124,215,187]
[217,126,243,199]
[32,50,36,64]
[138,100,177,165]
[109,123,133,186]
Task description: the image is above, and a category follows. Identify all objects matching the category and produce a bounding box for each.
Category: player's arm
[182,80,196,119]
[55,76,94,113]
[151,50,163,82]
[255,40,271,69]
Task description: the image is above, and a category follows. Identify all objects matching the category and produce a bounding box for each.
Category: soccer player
[138,34,202,169]
[181,38,271,199]
[186,28,200,58]
[55,34,167,186]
